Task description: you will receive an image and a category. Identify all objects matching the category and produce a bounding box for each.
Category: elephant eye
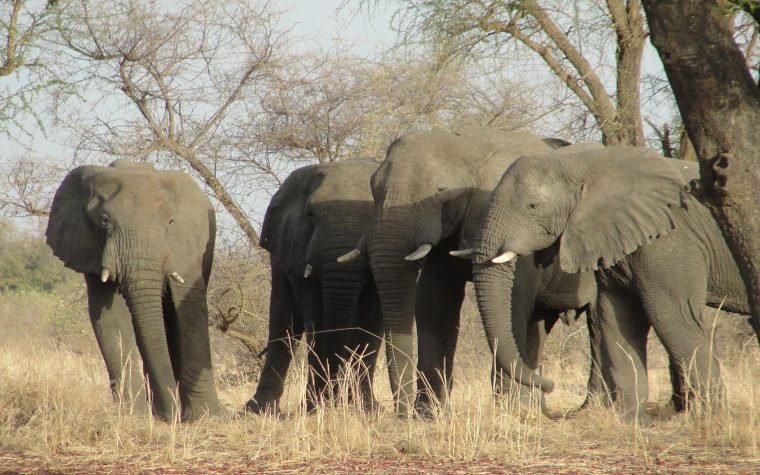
[100,213,111,228]
[528,202,538,210]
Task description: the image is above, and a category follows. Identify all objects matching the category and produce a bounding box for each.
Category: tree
[243,49,543,167]
[0,154,57,217]
[53,0,288,245]
[381,0,649,145]
[642,0,760,337]
[0,0,66,141]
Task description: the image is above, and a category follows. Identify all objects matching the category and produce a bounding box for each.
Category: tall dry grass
[1,274,759,469]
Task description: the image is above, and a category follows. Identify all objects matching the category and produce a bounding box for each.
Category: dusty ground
[2,449,760,474]
[1,285,759,474]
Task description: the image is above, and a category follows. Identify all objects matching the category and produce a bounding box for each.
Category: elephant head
[472,145,690,392]
[46,160,220,421]
[259,158,378,402]
[339,129,556,415]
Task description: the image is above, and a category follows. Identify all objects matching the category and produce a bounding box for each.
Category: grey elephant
[339,129,598,417]
[246,159,383,415]
[473,144,752,423]
[46,160,223,422]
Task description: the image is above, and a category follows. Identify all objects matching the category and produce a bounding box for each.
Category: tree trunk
[642,0,760,339]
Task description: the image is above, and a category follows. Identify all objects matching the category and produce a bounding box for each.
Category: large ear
[559,150,688,273]
[162,170,216,284]
[260,165,318,271]
[45,165,103,274]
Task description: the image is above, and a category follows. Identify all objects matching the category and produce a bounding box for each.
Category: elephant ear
[46,165,104,274]
[260,165,319,271]
[163,170,216,284]
[559,149,688,273]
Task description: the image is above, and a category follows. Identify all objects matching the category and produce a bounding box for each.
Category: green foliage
[0,221,75,293]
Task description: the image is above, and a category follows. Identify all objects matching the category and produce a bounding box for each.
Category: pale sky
[284,1,394,55]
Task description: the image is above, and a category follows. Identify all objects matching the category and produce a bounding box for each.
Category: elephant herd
[44,129,758,426]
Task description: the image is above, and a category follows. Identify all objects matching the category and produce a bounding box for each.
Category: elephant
[245,158,383,415]
[46,160,223,422]
[339,129,598,417]
[473,144,753,423]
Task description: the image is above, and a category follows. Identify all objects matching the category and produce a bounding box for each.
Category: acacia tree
[0,0,66,140]
[382,0,649,145]
[53,0,289,244]
[642,1,760,337]
[240,49,544,167]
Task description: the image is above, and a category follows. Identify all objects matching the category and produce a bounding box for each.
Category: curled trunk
[473,202,555,393]
[473,260,555,392]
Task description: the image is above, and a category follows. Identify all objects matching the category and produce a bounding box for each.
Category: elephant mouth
[99,265,185,285]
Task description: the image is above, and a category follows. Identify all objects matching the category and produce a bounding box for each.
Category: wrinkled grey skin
[345,129,597,417]
[474,145,751,423]
[246,159,383,415]
[46,160,222,422]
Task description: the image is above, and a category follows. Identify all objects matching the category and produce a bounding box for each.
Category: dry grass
[1,281,760,473]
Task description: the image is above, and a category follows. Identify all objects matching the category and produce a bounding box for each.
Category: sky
[283,1,394,56]
[1,1,678,237]
[0,1,399,235]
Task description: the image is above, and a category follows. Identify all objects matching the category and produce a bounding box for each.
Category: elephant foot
[305,396,322,414]
[616,404,653,427]
[181,400,225,423]
[414,403,436,422]
[245,398,281,417]
[361,397,383,415]
[413,398,450,421]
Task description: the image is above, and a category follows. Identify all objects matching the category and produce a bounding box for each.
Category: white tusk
[405,243,433,261]
[492,251,517,264]
[169,272,185,284]
[337,249,361,263]
[449,248,473,258]
[100,269,111,283]
[304,264,313,278]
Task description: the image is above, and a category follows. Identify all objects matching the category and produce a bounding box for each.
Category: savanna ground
[1,238,760,474]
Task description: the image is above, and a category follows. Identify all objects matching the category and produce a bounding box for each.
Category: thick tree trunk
[642,0,760,339]
[610,0,647,146]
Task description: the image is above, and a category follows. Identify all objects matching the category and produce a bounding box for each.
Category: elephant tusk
[405,243,432,261]
[304,264,313,278]
[449,248,473,258]
[337,249,361,263]
[492,251,517,264]
[169,272,185,284]
[100,269,111,283]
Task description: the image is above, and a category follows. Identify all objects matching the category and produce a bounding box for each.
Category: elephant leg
[246,268,304,415]
[302,279,328,412]
[640,279,721,415]
[85,274,147,413]
[349,280,384,412]
[582,303,608,408]
[414,255,467,415]
[596,287,651,424]
[668,356,687,412]
[165,280,223,421]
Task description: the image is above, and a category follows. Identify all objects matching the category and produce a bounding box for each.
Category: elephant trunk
[116,237,178,421]
[368,239,419,417]
[320,262,366,378]
[473,204,555,393]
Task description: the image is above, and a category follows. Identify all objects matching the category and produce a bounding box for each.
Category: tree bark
[642,0,760,338]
